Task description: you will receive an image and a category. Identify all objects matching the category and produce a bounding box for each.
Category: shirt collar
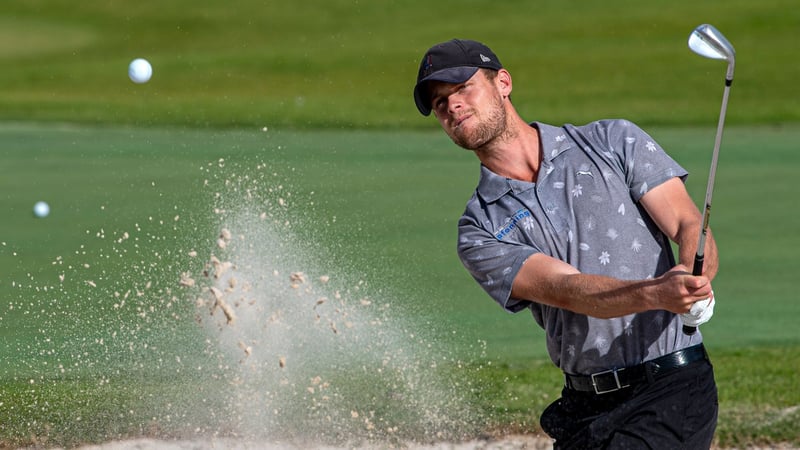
[475,122,574,203]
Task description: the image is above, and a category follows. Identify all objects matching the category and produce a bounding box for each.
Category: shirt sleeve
[456,202,538,313]
[591,119,688,200]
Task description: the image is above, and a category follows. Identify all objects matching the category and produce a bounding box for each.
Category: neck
[475,114,542,182]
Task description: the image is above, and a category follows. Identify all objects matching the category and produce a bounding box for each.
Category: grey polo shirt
[457,119,701,375]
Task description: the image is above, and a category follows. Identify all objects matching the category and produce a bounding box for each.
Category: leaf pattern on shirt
[594,335,609,351]
[522,217,535,231]
[624,320,634,336]
[599,251,611,265]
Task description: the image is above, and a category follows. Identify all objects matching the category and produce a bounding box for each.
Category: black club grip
[683,254,705,335]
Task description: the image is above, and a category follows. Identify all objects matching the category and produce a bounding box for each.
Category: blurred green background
[2,0,799,448]
[1,0,798,128]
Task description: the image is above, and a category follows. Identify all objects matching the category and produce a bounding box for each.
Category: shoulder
[568,119,644,140]
[563,119,662,160]
[533,119,643,148]
[460,191,482,217]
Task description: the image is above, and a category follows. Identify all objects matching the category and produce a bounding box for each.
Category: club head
[688,24,735,79]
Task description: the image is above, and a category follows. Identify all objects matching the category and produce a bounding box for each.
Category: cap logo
[423,54,434,76]
[480,54,491,63]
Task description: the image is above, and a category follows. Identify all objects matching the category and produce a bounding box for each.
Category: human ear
[496,69,513,97]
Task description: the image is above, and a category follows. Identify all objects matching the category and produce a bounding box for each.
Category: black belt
[564,344,708,395]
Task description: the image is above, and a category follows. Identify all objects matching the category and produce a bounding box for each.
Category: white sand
[75,435,554,450]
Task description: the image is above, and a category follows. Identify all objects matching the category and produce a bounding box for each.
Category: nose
[446,93,464,114]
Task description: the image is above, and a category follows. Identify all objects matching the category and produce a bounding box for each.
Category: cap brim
[414,66,479,116]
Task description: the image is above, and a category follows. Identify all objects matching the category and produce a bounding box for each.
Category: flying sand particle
[238,341,252,357]
[209,256,234,278]
[179,273,196,287]
[210,286,236,324]
[289,271,306,289]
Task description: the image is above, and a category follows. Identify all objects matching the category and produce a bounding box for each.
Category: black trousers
[540,358,718,449]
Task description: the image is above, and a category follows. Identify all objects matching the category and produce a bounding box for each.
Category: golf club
[684,24,736,335]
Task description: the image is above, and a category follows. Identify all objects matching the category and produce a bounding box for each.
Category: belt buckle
[591,368,629,394]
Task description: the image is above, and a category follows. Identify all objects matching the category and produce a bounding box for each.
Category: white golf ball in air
[128,58,153,83]
[33,201,50,218]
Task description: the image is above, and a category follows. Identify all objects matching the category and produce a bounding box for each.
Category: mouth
[453,114,472,129]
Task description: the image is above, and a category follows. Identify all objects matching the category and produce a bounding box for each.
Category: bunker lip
[70,436,800,450]
[72,435,556,450]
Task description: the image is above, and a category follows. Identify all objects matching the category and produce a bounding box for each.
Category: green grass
[2,123,799,448]
[0,0,799,128]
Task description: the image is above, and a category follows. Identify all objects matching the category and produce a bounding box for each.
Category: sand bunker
[76,435,554,450]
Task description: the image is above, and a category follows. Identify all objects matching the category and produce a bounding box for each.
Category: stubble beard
[450,94,508,151]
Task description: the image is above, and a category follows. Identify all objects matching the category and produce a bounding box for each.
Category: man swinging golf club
[413,26,733,448]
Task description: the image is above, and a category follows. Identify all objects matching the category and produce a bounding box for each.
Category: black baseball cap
[413,39,503,116]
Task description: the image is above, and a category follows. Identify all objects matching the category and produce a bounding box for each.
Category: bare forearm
[510,253,713,319]
[639,177,718,280]
[533,273,658,319]
[676,225,718,280]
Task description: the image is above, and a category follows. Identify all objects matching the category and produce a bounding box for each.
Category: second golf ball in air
[33,201,50,218]
[128,58,152,83]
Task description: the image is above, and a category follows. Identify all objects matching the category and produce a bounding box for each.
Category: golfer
[414,39,719,449]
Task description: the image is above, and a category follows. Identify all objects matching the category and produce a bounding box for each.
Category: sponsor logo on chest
[495,209,532,240]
